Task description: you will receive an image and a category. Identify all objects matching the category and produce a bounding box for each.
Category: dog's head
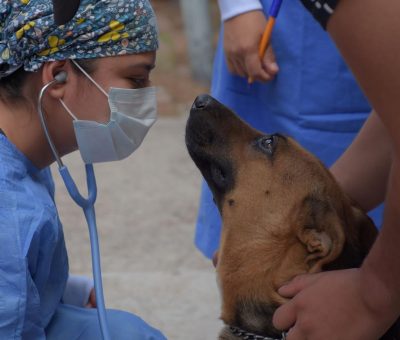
[185,94,378,339]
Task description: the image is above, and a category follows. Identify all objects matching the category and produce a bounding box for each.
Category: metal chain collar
[229,326,287,340]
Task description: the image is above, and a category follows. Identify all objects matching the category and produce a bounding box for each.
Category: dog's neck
[220,326,286,340]
[220,237,369,340]
[221,300,285,340]
[227,325,286,340]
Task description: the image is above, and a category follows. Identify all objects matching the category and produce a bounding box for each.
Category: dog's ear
[347,203,378,258]
[296,196,345,273]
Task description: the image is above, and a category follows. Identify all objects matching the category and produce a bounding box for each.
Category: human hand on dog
[272,269,396,340]
[212,251,219,267]
[85,288,97,308]
[223,11,279,82]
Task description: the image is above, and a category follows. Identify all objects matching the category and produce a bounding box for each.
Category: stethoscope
[38,71,111,340]
[41,1,285,338]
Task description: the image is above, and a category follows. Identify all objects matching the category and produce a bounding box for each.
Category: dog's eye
[258,136,275,154]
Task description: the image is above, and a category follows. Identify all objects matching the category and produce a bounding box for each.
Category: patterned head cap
[0,0,159,78]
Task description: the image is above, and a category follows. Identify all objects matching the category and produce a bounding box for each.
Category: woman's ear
[41,60,70,99]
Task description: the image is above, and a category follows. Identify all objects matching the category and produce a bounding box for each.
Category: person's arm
[318,0,400,315]
[0,213,44,338]
[217,0,262,22]
[273,1,400,338]
[218,0,279,82]
[0,260,32,338]
[330,110,392,212]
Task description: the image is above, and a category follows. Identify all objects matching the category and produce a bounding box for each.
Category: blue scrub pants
[46,304,166,340]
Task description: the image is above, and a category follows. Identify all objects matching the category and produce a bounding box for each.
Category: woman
[0,0,165,339]
[272,0,400,338]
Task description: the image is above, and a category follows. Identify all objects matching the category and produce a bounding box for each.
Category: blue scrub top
[0,133,167,340]
[195,0,383,259]
[0,134,68,338]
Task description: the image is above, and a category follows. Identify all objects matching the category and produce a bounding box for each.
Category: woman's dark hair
[0,67,28,104]
[0,59,96,105]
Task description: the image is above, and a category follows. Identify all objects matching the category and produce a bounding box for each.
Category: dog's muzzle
[229,326,287,340]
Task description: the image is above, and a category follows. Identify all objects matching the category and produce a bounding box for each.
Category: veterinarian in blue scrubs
[0,0,165,339]
[195,0,384,259]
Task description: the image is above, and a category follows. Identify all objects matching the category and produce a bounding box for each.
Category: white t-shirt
[218,0,263,21]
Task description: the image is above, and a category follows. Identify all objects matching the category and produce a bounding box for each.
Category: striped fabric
[299,0,340,29]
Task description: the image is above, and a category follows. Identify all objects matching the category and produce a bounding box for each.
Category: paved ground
[52,115,223,340]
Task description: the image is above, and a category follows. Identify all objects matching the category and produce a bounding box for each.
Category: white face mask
[60,60,158,164]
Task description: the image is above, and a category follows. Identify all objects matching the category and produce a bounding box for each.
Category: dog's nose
[192,94,211,110]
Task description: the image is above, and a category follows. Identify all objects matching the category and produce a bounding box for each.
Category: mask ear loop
[71,59,109,97]
[59,99,78,120]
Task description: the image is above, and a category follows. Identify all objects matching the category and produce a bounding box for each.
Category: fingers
[262,46,279,77]
[273,300,297,332]
[279,273,322,298]
[244,52,272,82]
[274,274,325,336]
[222,11,279,83]
[224,36,278,82]
[226,56,247,78]
[285,326,306,340]
[227,47,279,82]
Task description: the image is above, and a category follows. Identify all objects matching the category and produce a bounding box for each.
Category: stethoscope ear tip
[55,71,68,83]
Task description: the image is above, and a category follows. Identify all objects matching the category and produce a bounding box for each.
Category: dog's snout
[192,94,211,110]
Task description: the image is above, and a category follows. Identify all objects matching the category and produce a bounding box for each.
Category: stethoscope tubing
[38,81,112,340]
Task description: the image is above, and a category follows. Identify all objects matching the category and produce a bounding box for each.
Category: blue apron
[195,0,383,259]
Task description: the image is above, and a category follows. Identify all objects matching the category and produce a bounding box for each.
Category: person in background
[272,0,400,338]
[194,0,384,262]
[0,0,165,338]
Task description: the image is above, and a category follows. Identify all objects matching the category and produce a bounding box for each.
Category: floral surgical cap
[0,0,159,78]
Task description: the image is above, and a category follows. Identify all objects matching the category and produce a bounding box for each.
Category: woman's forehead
[98,52,156,70]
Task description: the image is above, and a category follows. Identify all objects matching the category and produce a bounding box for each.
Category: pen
[248,0,283,84]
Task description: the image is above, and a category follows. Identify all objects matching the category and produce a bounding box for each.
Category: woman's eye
[258,136,275,154]
[129,78,149,88]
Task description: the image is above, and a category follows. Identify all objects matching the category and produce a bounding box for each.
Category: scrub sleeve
[46,304,166,340]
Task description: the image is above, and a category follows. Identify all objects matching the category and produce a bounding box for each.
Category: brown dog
[185,94,399,340]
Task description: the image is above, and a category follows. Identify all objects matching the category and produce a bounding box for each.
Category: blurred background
[152,0,218,115]
[53,1,226,339]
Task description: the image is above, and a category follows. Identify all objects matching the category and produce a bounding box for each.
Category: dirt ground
[151,0,219,116]
[53,2,225,339]
[54,116,223,340]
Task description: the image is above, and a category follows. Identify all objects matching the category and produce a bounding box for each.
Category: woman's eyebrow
[129,62,156,71]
